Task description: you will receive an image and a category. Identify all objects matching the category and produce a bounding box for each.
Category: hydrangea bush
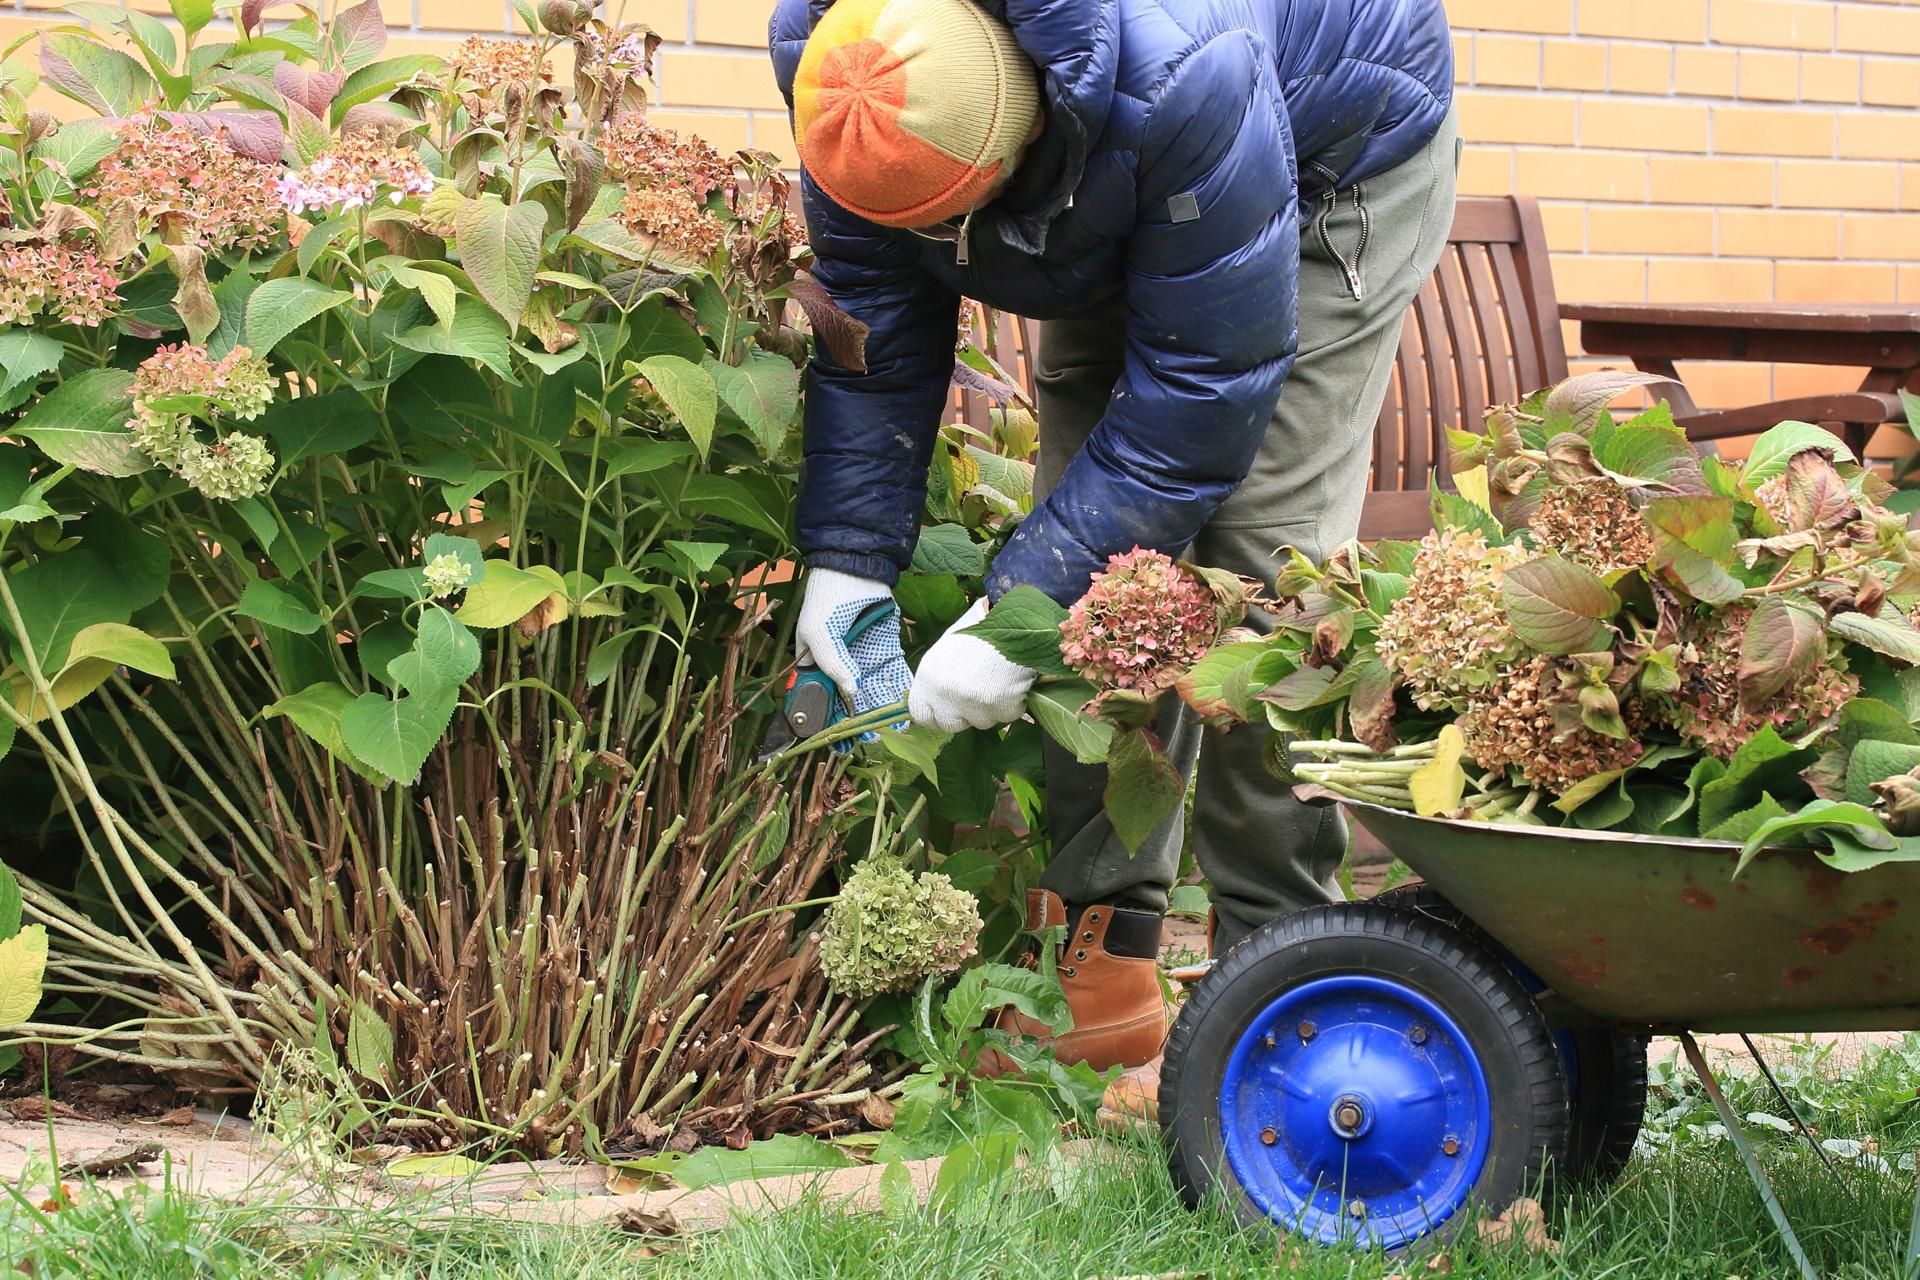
[0,0,930,1155]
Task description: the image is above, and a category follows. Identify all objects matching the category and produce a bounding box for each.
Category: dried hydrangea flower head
[617,186,724,264]
[0,241,120,327]
[1528,477,1654,574]
[89,116,283,253]
[1751,470,1791,529]
[450,37,552,99]
[1060,548,1221,695]
[128,344,276,500]
[601,115,731,198]
[816,857,982,999]
[278,136,434,215]
[1457,655,1645,794]
[1374,527,1527,711]
[1653,603,1857,760]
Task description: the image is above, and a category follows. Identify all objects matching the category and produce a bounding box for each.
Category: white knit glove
[908,598,1037,733]
[795,567,911,716]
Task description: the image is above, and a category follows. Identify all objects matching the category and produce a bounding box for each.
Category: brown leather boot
[991,889,1169,1073]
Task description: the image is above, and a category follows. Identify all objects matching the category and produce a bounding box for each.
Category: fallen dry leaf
[151,1105,197,1127]
[347,1143,411,1165]
[37,1184,74,1213]
[857,1093,896,1130]
[57,1141,162,1179]
[8,1098,83,1121]
[1476,1197,1559,1254]
[610,1205,680,1237]
[605,1167,654,1196]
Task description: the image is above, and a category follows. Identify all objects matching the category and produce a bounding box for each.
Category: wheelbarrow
[1160,801,1920,1278]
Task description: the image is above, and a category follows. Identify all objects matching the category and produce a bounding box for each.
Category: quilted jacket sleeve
[987,32,1300,605]
[771,1,961,585]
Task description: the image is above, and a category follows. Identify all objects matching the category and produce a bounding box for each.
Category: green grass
[2,1137,1913,1279]
[3,1035,1916,1278]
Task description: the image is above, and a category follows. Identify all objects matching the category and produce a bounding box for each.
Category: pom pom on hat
[791,0,1041,227]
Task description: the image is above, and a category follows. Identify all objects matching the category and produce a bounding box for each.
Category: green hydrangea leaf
[1736,594,1826,705]
[1744,421,1853,486]
[1735,798,1894,876]
[963,585,1073,677]
[1500,554,1618,655]
[1102,727,1183,854]
[1844,740,1920,805]
[1644,495,1745,605]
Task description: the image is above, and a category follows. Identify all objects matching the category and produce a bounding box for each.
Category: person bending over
[769,0,1458,1075]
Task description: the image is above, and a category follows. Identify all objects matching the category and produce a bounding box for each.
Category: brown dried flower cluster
[1459,655,1645,792]
[601,114,730,197]
[89,117,283,253]
[1656,604,1858,759]
[0,241,120,326]
[450,37,552,97]
[1528,477,1654,574]
[617,186,723,263]
[1375,527,1527,710]
[1751,471,1790,528]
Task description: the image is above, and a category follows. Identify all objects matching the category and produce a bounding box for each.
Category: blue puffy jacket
[769,0,1452,604]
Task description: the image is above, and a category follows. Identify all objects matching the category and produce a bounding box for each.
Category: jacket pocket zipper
[1313,180,1370,302]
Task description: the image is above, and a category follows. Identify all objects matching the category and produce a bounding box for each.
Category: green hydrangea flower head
[816,857,981,999]
[1374,527,1527,711]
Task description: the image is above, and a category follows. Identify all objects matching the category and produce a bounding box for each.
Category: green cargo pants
[1033,108,1460,956]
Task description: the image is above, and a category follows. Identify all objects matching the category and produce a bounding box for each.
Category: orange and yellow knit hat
[791,0,1041,228]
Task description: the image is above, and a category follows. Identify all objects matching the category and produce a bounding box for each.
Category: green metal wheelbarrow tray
[1159,800,1920,1279]
[1349,802,1920,1033]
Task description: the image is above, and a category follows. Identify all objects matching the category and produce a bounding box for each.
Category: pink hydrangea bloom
[1059,548,1219,695]
[279,138,434,214]
[0,241,120,327]
[89,116,283,253]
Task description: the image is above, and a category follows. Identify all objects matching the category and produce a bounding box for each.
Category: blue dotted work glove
[795,568,912,730]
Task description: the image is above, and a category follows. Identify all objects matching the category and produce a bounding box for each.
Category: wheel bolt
[1409,1025,1428,1045]
[1260,1127,1278,1146]
[1263,1033,1277,1050]
[1442,1136,1460,1157]
[1297,1020,1317,1041]
[1348,1199,1367,1218]
[1335,1102,1363,1131]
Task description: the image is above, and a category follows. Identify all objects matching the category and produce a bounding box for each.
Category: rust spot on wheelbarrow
[1797,898,1898,957]
[1803,867,1846,906]
[1682,887,1717,912]
[1559,946,1608,986]
[1784,964,1820,986]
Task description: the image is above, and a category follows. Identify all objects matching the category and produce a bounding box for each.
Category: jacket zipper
[909,209,977,273]
[1312,172,1370,302]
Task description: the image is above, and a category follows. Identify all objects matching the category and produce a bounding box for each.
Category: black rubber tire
[1158,901,1568,1249]
[1371,883,1648,1187]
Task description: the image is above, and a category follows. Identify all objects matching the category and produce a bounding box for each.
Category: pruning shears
[755,599,898,762]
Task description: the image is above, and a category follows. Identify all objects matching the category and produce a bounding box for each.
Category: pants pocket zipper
[1313,181,1370,302]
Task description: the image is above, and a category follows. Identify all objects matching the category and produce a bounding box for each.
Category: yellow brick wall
[19,0,1918,416]
[1448,0,1920,419]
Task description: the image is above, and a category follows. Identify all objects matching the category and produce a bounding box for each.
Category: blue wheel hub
[1219,975,1492,1249]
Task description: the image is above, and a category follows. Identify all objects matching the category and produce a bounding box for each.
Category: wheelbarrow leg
[1678,1032,1820,1280]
